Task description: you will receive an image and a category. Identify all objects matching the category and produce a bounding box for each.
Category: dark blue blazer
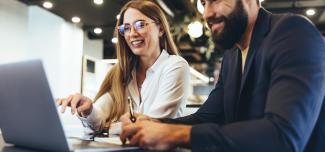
[163,8,325,152]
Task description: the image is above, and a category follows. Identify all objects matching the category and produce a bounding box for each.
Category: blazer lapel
[224,48,243,122]
[233,8,272,120]
[239,8,272,95]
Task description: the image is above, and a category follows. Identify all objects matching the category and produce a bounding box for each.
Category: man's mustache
[206,16,227,28]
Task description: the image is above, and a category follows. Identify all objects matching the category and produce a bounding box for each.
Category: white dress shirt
[79,50,190,134]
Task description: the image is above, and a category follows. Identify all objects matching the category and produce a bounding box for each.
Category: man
[120,0,325,151]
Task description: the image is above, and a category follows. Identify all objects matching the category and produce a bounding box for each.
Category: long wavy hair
[94,0,179,126]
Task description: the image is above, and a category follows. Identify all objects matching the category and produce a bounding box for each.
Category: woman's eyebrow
[124,19,146,24]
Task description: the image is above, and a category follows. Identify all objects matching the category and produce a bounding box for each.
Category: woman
[57,0,190,134]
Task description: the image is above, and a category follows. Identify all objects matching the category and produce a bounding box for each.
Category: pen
[127,96,137,123]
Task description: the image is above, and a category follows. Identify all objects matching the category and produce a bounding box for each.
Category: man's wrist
[173,125,192,147]
[150,118,161,122]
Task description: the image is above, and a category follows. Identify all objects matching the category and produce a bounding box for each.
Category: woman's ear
[159,25,164,37]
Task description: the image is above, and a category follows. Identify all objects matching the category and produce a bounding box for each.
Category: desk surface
[0,133,190,152]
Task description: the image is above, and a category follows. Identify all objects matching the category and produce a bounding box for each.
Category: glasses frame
[117,20,157,36]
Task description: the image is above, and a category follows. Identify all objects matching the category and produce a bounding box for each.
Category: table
[0,133,190,152]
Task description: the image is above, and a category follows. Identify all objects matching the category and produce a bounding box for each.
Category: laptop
[0,60,139,151]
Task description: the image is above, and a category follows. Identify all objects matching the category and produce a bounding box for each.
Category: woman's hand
[56,93,93,117]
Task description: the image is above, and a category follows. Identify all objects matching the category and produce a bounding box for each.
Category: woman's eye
[135,21,145,29]
[124,25,131,31]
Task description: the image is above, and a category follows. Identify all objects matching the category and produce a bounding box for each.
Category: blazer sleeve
[165,16,325,152]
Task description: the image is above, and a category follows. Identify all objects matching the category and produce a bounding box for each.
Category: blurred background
[1,0,324,121]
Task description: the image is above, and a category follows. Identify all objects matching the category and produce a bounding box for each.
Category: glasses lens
[118,24,125,35]
[119,24,132,35]
[134,21,146,30]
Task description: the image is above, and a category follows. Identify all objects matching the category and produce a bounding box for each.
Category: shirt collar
[147,49,169,73]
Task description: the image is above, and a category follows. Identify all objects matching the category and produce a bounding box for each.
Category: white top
[241,47,249,73]
[79,50,190,134]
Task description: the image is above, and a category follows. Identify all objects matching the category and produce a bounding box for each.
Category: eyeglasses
[118,20,156,36]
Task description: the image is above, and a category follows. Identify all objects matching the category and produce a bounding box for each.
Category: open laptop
[0,60,139,151]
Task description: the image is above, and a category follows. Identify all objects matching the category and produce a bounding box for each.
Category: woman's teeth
[131,40,144,45]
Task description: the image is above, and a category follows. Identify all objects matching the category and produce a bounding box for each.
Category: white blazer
[80,50,190,134]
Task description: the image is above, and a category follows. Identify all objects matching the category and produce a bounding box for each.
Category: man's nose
[203,3,215,21]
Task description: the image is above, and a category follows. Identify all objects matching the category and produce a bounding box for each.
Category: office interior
[1,0,324,140]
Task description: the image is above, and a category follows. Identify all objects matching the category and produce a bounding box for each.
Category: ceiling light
[188,21,203,38]
[71,16,81,23]
[111,37,118,44]
[43,1,53,9]
[116,14,120,20]
[94,27,102,34]
[93,0,103,5]
[306,9,316,16]
[197,0,204,14]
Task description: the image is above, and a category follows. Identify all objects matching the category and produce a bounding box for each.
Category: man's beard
[208,1,248,50]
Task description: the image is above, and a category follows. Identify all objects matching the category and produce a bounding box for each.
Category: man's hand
[119,113,158,125]
[120,121,191,150]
